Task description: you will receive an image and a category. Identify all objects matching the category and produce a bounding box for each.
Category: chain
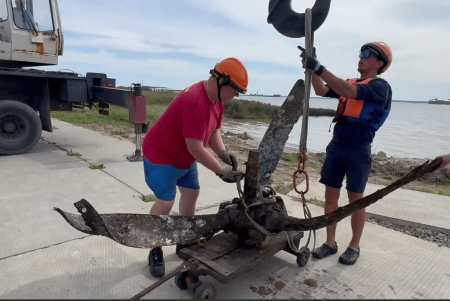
[293,150,310,195]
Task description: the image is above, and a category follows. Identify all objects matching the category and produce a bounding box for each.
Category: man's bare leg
[149,199,175,249]
[178,187,200,216]
[347,191,365,251]
[325,185,341,247]
[150,199,174,215]
[148,198,174,278]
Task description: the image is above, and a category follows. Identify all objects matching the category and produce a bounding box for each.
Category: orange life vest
[336,78,373,118]
[333,78,392,132]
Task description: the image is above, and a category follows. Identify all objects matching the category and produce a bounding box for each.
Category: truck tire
[0,100,42,155]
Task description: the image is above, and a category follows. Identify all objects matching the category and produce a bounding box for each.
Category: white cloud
[52,0,450,99]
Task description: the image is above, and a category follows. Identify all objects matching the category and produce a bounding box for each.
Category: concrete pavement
[1,119,449,299]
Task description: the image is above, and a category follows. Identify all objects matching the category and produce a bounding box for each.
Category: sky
[41,0,450,101]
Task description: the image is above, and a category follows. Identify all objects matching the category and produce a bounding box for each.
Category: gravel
[367,217,450,248]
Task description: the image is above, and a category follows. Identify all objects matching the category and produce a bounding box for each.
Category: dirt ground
[77,123,450,197]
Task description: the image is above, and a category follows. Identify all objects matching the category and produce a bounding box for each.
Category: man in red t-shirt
[142,58,249,278]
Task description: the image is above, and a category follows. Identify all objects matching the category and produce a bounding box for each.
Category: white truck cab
[0,0,63,67]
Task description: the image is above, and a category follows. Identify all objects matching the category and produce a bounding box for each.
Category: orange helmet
[210,58,248,98]
[361,42,393,74]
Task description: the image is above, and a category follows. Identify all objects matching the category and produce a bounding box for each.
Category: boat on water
[428,98,450,105]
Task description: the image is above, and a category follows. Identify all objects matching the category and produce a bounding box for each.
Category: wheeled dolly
[130,230,310,299]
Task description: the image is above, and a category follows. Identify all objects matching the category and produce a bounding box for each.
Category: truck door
[9,0,60,66]
[0,0,12,61]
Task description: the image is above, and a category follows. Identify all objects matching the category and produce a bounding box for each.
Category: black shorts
[319,141,372,194]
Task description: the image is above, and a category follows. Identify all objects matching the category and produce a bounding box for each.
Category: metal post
[244,149,260,204]
[127,83,144,162]
[299,8,314,154]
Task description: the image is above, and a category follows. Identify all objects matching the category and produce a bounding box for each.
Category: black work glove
[219,150,237,168]
[217,168,244,183]
[298,45,317,59]
[298,45,326,76]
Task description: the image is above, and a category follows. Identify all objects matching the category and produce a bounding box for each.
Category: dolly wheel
[296,247,310,267]
[193,283,217,299]
[175,272,189,290]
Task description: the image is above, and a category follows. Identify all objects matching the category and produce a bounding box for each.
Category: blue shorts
[319,141,372,194]
[143,157,200,201]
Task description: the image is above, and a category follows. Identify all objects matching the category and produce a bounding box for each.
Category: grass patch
[89,164,105,170]
[284,153,318,170]
[52,104,168,129]
[226,99,335,119]
[438,190,450,196]
[393,170,406,177]
[442,180,450,187]
[67,150,82,157]
[52,90,335,131]
[309,197,325,208]
[305,161,319,170]
[142,195,156,202]
[414,228,422,238]
[309,108,336,117]
[225,99,279,119]
[52,90,177,128]
[143,91,177,106]
[383,175,395,181]
[284,153,298,163]
[274,184,293,195]
[419,188,433,194]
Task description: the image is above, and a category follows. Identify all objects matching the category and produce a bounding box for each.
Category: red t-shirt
[143,81,224,169]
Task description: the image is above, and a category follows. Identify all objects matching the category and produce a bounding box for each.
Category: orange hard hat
[210,58,248,94]
[361,42,393,74]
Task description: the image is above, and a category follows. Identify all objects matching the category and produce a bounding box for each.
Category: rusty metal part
[54,199,230,248]
[55,156,442,248]
[293,169,309,195]
[258,80,305,186]
[285,157,443,231]
[36,44,45,56]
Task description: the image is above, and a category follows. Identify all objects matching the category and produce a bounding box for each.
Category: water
[222,96,450,159]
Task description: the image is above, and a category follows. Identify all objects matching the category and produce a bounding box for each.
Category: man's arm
[208,129,226,155]
[185,138,223,175]
[311,74,330,97]
[319,69,357,99]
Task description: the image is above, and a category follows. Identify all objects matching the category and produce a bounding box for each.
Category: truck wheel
[0,100,42,155]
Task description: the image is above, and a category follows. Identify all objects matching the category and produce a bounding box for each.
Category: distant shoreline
[241,95,429,104]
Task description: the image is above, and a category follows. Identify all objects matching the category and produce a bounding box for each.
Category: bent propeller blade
[54,199,228,248]
[284,157,443,232]
[258,80,305,186]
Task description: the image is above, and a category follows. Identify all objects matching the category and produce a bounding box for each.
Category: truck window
[11,0,54,32]
[0,0,8,22]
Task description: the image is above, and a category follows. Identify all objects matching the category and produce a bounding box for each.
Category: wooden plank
[181,248,233,276]
[179,231,302,278]
[179,232,240,261]
[214,232,301,276]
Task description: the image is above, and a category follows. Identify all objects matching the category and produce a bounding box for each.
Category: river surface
[222,96,450,159]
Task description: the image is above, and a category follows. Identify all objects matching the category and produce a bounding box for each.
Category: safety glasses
[212,70,247,94]
[359,49,379,59]
[227,80,247,94]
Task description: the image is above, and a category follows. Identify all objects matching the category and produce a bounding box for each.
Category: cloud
[50,0,450,99]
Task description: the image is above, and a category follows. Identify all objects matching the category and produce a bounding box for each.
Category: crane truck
[0,0,148,158]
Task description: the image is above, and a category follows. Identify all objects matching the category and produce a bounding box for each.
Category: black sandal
[339,247,360,265]
[312,242,338,259]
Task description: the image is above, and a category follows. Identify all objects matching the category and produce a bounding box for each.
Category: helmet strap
[216,77,223,102]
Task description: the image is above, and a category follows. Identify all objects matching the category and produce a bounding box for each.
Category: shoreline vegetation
[51,90,450,197]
